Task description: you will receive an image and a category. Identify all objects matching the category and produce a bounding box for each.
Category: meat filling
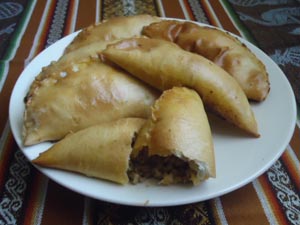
[128,148,205,185]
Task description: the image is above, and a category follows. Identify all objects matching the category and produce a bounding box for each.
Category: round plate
[9,20,296,207]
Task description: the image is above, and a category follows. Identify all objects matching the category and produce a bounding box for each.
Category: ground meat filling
[128,148,198,185]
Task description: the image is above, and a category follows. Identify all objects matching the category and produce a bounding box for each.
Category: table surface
[0,1,299,225]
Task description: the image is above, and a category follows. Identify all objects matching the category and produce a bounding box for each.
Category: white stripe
[95,0,101,23]
[82,197,91,225]
[0,0,37,92]
[33,177,49,225]
[214,197,229,225]
[253,180,280,225]
[25,0,52,66]
[68,0,79,33]
[178,0,191,20]
[286,145,300,170]
[203,0,223,28]
[155,0,165,17]
[186,0,208,23]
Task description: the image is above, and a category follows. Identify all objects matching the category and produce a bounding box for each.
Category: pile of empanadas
[24,15,270,186]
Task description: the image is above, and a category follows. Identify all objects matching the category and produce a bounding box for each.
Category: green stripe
[219,0,258,45]
[0,0,36,87]
[0,62,6,81]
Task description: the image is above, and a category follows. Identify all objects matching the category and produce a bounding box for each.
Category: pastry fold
[102,37,259,136]
[33,118,145,184]
[65,14,161,53]
[131,87,215,185]
[23,58,158,145]
[142,20,270,101]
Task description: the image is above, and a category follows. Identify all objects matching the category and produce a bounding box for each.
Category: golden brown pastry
[23,58,159,146]
[142,20,270,101]
[130,87,215,185]
[33,118,145,184]
[65,14,161,53]
[38,41,110,78]
[102,37,259,137]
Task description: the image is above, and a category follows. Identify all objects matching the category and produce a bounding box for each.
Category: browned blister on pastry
[130,87,215,185]
[33,118,145,184]
[65,14,161,53]
[143,20,270,101]
[23,58,158,145]
[102,37,259,137]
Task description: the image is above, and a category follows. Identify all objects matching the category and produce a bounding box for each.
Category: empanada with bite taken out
[33,118,145,184]
[131,87,215,185]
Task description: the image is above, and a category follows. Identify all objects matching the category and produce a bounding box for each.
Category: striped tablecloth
[0,1,299,225]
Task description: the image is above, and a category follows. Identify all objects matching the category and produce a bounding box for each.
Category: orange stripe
[0,132,16,192]
[200,0,219,26]
[16,0,46,66]
[39,0,57,52]
[63,0,77,36]
[281,149,300,190]
[290,125,300,159]
[204,0,241,35]
[40,180,84,225]
[75,0,96,30]
[161,0,186,19]
[22,171,47,225]
[208,199,224,225]
[220,183,270,225]
[21,0,47,58]
[258,175,290,225]
[27,0,57,59]
[182,0,196,20]
[0,1,45,135]
[0,2,55,136]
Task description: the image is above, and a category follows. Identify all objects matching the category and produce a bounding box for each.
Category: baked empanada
[37,41,110,79]
[65,14,161,53]
[142,20,270,101]
[130,87,215,185]
[102,38,259,136]
[23,58,158,145]
[33,118,145,184]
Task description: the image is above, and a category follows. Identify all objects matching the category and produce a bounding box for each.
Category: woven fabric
[0,1,299,224]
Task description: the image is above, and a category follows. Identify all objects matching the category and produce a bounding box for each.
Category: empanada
[37,41,110,79]
[65,14,161,53]
[102,37,259,136]
[130,87,215,185]
[23,58,158,145]
[33,118,145,184]
[142,20,270,101]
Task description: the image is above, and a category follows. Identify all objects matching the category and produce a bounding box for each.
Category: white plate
[9,21,297,207]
